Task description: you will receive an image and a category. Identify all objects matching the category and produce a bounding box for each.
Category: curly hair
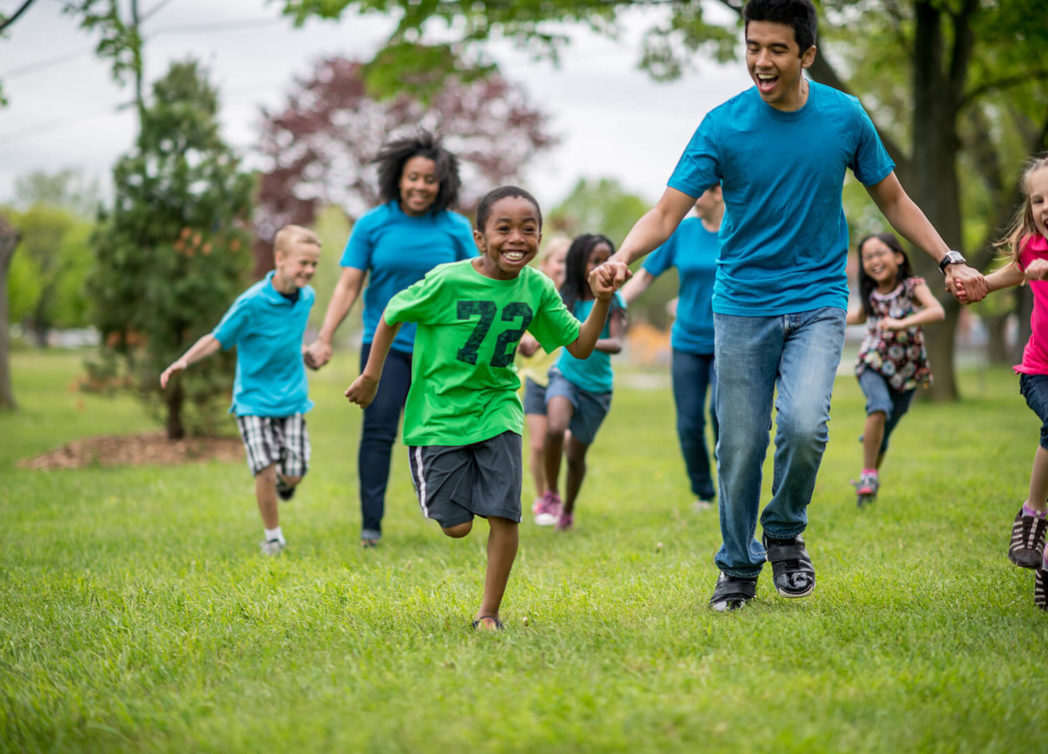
[474,185,542,234]
[373,129,462,213]
[995,153,1048,265]
[856,232,914,318]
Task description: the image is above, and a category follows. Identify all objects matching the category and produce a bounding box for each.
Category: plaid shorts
[235,414,311,477]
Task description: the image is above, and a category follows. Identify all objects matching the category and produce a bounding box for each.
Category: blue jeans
[358,343,412,540]
[671,350,718,500]
[713,308,846,578]
[857,369,915,455]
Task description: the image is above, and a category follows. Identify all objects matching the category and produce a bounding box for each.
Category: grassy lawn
[1,347,1045,753]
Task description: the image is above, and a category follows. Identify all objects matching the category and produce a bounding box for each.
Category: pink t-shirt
[1016,234,1048,375]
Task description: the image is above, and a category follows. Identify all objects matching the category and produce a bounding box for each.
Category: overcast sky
[0,0,753,209]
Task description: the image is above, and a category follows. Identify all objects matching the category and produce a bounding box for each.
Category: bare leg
[862,411,886,470]
[525,413,547,499]
[477,516,519,621]
[544,396,573,497]
[1025,445,1048,513]
[255,464,279,529]
[562,434,590,515]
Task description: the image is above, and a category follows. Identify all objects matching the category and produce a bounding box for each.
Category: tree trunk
[906,0,972,401]
[982,310,1012,366]
[0,216,20,410]
[165,379,185,440]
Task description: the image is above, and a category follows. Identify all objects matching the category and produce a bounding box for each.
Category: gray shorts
[523,377,548,415]
[235,414,310,477]
[545,370,612,445]
[407,431,523,528]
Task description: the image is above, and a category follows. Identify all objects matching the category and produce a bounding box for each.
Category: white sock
[264,526,285,544]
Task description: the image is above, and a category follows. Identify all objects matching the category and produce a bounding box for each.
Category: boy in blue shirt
[602,0,986,611]
[160,225,321,556]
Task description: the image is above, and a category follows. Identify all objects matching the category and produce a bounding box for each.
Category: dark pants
[671,349,718,500]
[358,343,412,539]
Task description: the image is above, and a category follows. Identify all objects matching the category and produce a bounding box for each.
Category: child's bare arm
[594,308,626,354]
[565,297,611,359]
[517,332,540,357]
[968,262,1025,301]
[879,281,945,331]
[1024,259,1048,282]
[845,302,866,326]
[160,334,221,388]
[345,316,402,408]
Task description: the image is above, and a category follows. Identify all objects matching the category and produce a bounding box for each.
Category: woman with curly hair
[307,130,476,547]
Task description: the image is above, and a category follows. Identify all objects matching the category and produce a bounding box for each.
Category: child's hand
[303,346,321,371]
[945,265,986,303]
[1025,259,1048,281]
[518,332,540,357]
[305,340,333,369]
[159,359,186,389]
[345,375,378,409]
[589,261,631,299]
[878,317,907,332]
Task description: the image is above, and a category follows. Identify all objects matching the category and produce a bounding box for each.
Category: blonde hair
[274,224,320,256]
[996,153,1048,264]
[538,235,570,264]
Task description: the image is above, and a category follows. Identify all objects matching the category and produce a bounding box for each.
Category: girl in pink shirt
[979,154,1048,609]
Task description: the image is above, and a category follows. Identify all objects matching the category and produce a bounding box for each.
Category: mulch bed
[18,433,244,470]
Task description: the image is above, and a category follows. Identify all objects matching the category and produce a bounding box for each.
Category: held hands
[517,332,540,358]
[304,340,333,370]
[877,317,907,332]
[947,264,988,304]
[345,374,378,409]
[590,261,632,299]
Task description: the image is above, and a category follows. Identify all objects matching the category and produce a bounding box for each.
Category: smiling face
[745,20,816,111]
[273,239,321,293]
[585,242,612,280]
[398,155,440,216]
[473,196,542,280]
[859,236,903,289]
[1028,166,1048,241]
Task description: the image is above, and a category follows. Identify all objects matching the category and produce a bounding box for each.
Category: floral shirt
[855,276,932,392]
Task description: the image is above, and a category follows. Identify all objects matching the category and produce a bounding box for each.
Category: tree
[282,0,1048,400]
[0,215,19,409]
[89,60,254,439]
[12,168,102,216]
[253,55,558,274]
[6,204,94,347]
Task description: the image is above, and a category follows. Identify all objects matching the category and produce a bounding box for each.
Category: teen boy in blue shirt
[601,0,986,611]
[160,225,321,556]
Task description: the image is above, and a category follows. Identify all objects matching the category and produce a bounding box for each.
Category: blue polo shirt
[554,293,626,394]
[668,82,894,316]
[342,201,476,354]
[212,271,314,417]
[642,216,718,354]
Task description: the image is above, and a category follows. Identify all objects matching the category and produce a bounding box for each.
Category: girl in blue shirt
[306,131,476,547]
[541,233,627,531]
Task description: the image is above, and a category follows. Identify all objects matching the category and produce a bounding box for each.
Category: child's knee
[442,521,473,538]
[255,464,277,482]
[280,473,303,486]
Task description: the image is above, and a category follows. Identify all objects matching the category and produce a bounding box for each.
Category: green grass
[1,348,1046,753]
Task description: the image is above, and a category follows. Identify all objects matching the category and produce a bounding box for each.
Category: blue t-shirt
[642,216,718,354]
[342,201,476,353]
[212,271,314,417]
[554,293,626,394]
[668,82,895,316]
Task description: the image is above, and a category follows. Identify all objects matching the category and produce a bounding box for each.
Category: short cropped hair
[475,186,543,233]
[274,224,320,256]
[744,0,818,52]
[374,130,462,213]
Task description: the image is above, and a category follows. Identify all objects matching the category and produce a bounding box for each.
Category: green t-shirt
[384,259,582,446]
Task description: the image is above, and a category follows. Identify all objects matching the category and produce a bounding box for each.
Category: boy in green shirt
[345,185,628,630]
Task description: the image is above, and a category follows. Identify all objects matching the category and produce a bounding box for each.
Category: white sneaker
[533,491,562,526]
[260,538,286,556]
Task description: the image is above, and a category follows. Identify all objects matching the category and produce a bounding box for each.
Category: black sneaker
[1009,505,1047,569]
[275,477,296,502]
[709,572,757,612]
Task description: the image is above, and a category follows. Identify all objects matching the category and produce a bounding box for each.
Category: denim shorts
[545,369,612,445]
[522,377,548,415]
[1020,373,1048,449]
[857,369,916,455]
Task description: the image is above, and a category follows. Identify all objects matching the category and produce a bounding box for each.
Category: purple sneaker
[556,511,574,531]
